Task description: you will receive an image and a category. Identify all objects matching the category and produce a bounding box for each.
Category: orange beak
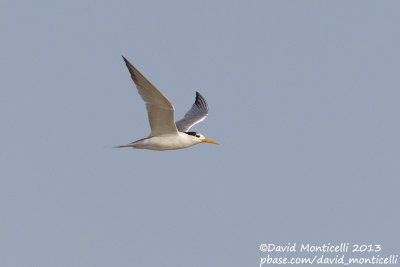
[201,138,220,145]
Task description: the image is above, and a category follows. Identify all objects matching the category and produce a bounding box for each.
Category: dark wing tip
[122,56,137,70]
[122,55,131,66]
[194,91,209,111]
[121,56,140,84]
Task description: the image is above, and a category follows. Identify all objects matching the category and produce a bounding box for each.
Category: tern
[115,56,220,151]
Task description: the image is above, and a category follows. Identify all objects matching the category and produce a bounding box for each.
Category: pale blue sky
[1,1,399,266]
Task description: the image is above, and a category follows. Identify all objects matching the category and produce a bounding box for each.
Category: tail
[113,144,134,148]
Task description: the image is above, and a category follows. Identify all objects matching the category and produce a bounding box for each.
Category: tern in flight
[115,56,220,151]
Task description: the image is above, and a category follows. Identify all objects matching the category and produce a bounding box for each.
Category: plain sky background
[1,1,399,266]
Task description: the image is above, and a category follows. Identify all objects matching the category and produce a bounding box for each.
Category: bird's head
[185,132,220,145]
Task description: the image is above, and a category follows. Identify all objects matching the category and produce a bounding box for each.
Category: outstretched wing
[122,56,178,136]
[175,91,209,132]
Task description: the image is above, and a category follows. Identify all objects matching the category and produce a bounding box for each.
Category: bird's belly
[131,135,194,151]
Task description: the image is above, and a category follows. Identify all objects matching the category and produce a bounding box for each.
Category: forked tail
[113,144,134,148]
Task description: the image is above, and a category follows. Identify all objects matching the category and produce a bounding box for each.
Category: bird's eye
[195,134,200,138]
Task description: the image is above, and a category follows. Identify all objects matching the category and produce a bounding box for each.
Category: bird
[115,56,220,151]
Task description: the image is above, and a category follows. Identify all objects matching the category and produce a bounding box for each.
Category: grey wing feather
[122,56,178,136]
[175,92,209,132]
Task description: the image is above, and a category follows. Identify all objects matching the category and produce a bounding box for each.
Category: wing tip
[194,91,208,110]
[122,56,140,83]
[122,55,130,65]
